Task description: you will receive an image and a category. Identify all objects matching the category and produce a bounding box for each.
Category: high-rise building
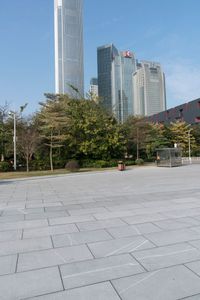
[97,44,118,114]
[54,0,84,97]
[112,51,136,122]
[97,44,136,122]
[133,61,166,116]
[90,78,98,97]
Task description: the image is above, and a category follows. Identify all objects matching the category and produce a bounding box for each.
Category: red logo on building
[123,51,132,58]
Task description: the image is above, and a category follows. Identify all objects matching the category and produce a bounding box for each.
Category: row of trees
[0,94,200,172]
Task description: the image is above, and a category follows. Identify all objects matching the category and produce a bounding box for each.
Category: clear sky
[0,0,200,114]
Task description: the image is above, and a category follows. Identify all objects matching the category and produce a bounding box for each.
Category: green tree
[65,98,125,160]
[17,117,39,172]
[38,94,69,171]
[123,116,150,160]
[0,103,10,162]
[145,123,170,159]
[191,124,200,156]
[169,121,197,156]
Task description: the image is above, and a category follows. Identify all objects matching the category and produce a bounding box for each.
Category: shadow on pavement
[0,180,14,185]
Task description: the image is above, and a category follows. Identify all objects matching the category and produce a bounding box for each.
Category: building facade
[54,0,84,97]
[148,98,200,125]
[97,44,136,122]
[90,78,98,97]
[97,44,118,114]
[133,61,166,116]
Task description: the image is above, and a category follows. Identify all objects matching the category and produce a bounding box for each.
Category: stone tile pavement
[1,165,200,299]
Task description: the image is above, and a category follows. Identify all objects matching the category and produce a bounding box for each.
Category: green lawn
[0,167,117,180]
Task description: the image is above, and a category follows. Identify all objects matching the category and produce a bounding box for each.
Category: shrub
[135,158,144,165]
[124,160,136,166]
[80,160,118,168]
[29,160,50,171]
[79,159,94,168]
[65,160,80,172]
[0,161,11,172]
[92,160,110,168]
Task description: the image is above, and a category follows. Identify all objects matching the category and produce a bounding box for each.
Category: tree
[191,124,200,156]
[64,98,125,160]
[169,121,197,156]
[145,123,170,159]
[17,118,39,172]
[0,103,10,162]
[123,116,150,160]
[38,94,70,171]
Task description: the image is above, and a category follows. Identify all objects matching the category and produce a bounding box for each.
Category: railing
[182,157,200,164]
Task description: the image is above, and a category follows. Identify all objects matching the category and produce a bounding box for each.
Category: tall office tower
[54,0,84,97]
[97,44,118,114]
[97,44,136,122]
[90,78,98,97]
[113,51,136,122]
[133,61,166,116]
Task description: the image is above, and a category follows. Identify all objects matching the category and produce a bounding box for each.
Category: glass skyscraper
[97,44,118,113]
[54,0,84,97]
[133,61,166,116]
[97,44,136,122]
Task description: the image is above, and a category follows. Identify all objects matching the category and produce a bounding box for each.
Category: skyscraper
[90,78,98,97]
[112,51,136,122]
[54,0,84,97]
[97,44,118,114]
[133,61,166,116]
[97,44,136,122]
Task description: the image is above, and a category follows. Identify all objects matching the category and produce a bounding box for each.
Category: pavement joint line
[50,235,55,248]
[15,253,19,273]
[135,248,197,260]
[105,240,148,257]
[119,269,161,294]
[58,265,65,292]
[110,280,123,300]
[129,240,148,252]
[129,253,149,272]
[85,243,95,259]
[62,263,139,279]
[178,293,200,300]
[184,263,200,279]
[21,229,24,240]
[103,228,116,240]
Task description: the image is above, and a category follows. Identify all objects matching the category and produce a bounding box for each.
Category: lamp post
[9,103,28,171]
[188,129,192,164]
[9,111,17,171]
[13,112,17,171]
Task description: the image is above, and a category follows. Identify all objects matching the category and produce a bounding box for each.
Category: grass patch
[0,167,117,180]
[0,163,154,180]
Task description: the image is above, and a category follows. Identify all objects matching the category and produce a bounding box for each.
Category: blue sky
[0,0,200,114]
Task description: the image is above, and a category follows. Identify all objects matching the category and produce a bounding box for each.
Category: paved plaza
[1,165,200,299]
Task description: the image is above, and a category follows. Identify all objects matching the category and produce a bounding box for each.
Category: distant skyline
[1,0,200,114]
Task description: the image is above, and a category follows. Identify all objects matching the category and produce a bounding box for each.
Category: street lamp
[9,103,28,171]
[188,129,192,164]
[8,111,17,171]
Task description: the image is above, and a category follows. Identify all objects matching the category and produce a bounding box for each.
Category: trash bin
[118,161,125,171]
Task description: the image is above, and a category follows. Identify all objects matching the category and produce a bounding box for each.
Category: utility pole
[9,103,28,171]
[188,129,192,164]
[13,112,16,171]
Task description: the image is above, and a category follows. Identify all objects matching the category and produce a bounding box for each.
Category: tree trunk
[50,144,53,172]
[26,156,29,172]
[136,127,139,160]
[50,131,54,172]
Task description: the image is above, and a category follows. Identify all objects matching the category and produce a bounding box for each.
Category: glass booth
[156,148,182,167]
